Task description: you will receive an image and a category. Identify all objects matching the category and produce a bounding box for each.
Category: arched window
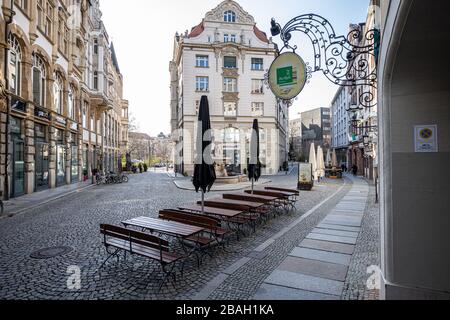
[224,10,236,23]
[68,85,75,120]
[32,53,46,107]
[53,73,64,114]
[8,34,22,95]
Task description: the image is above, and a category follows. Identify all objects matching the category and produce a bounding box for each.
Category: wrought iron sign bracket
[270,14,380,108]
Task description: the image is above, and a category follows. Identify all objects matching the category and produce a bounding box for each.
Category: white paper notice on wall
[414,125,438,153]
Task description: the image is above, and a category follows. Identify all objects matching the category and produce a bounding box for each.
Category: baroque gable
[205,0,255,25]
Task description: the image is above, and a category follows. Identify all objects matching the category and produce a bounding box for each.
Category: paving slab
[325,217,363,225]
[317,223,361,233]
[253,283,340,300]
[307,233,358,245]
[299,239,355,255]
[322,218,362,227]
[312,228,359,238]
[289,247,352,266]
[264,270,344,296]
[278,256,349,281]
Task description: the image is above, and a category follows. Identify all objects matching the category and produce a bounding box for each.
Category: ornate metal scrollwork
[271,14,379,108]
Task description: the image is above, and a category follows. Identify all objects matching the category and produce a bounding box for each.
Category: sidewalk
[1,181,94,217]
[253,175,369,300]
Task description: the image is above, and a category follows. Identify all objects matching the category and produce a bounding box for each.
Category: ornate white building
[169,0,289,176]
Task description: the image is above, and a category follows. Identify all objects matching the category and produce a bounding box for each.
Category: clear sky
[101,0,369,136]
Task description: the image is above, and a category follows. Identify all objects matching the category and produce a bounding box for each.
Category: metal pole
[3,0,14,201]
[251,177,254,194]
[201,190,205,214]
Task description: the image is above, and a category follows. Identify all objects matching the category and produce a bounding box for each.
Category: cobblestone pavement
[0,167,350,300]
[341,182,380,300]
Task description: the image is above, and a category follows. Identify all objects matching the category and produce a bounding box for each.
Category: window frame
[32,53,46,107]
[195,76,209,92]
[195,55,209,68]
[251,79,264,94]
[223,56,237,69]
[8,34,22,96]
[251,102,264,117]
[224,101,237,117]
[224,10,236,23]
[223,77,237,93]
[251,58,264,71]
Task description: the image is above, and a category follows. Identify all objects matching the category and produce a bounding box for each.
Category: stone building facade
[0,0,129,199]
[330,86,349,165]
[169,0,289,176]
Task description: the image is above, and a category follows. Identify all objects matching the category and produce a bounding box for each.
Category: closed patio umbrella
[193,96,216,213]
[332,149,338,169]
[326,149,332,168]
[317,146,325,180]
[309,143,317,181]
[247,119,261,194]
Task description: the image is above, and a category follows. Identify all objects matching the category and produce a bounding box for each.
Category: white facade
[330,86,349,150]
[170,0,288,175]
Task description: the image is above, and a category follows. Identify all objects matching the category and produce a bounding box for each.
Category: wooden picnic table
[122,217,204,238]
[178,204,243,218]
[264,186,300,196]
[200,198,264,209]
[223,193,278,204]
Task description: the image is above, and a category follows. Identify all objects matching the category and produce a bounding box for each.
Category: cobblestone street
[0,169,379,300]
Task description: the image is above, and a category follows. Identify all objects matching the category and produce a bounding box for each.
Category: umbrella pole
[252,178,254,194]
[201,190,205,214]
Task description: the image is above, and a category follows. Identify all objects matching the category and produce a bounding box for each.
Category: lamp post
[3,0,14,201]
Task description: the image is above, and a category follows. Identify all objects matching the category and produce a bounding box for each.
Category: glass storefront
[71,133,78,182]
[11,117,24,197]
[55,129,66,187]
[35,124,49,191]
[82,145,88,180]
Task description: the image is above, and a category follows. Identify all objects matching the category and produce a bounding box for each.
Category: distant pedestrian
[341,163,346,172]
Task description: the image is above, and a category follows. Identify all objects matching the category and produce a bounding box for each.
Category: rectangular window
[251,79,264,94]
[230,34,236,43]
[252,102,264,117]
[224,56,237,69]
[224,34,229,42]
[224,102,237,117]
[223,77,237,92]
[196,55,209,68]
[251,58,264,70]
[196,76,209,92]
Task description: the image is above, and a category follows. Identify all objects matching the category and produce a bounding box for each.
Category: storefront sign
[268,52,307,100]
[70,122,78,131]
[55,116,67,125]
[298,163,313,191]
[415,125,438,153]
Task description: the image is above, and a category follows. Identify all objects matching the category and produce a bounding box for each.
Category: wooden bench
[199,201,260,235]
[99,224,183,292]
[159,210,233,261]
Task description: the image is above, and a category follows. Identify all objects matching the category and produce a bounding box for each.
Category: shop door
[56,146,66,186]
[35,143,49,191]
[12,140,25,197]
[71,146,79,182]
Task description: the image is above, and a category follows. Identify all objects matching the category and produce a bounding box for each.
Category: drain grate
[30,246,73,260]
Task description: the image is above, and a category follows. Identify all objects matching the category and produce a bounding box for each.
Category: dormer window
[224,10,236,23]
